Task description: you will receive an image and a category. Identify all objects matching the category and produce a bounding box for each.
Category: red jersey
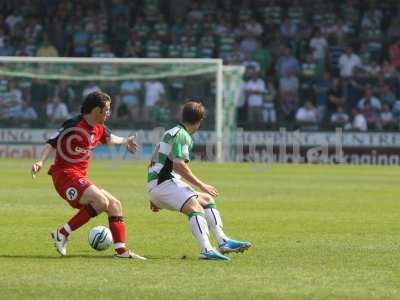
[47,115,110,176]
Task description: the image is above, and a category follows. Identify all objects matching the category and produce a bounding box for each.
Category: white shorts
[149,178,197,211]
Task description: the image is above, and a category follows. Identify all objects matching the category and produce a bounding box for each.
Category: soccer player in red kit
[31,91,145,259]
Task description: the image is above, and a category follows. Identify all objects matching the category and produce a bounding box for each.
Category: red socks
[109,216,128,254]
[58,208,127,255]
[59,205,98,237]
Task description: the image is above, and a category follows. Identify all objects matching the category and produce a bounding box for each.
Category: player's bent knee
[181,196,203,215]
[80,186,109,212]
[94,195,109,212]
[197,193,214,207]
[107,198,122,214]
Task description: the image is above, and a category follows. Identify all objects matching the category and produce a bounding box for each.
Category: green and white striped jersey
[147,124,193,188]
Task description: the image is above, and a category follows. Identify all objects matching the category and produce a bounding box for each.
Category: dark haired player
[147,100,251,260]
[31,91,145,259]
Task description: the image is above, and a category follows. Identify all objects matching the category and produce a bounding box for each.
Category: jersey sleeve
[100,125,112,144]
[171,132,191,162]
[46,119,71,148]
[45,116,81,148]
[46,127,63,148]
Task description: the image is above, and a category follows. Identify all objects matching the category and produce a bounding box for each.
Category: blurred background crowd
[1,0,400,131]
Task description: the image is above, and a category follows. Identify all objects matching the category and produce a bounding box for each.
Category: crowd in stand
[1,0,400,131]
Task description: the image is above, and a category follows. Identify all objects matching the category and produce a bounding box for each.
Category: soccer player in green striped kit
[147,100,251,260]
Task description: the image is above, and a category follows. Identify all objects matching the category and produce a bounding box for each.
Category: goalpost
[0,57,244,162]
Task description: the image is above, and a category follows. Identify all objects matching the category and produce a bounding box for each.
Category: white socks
[188,212,213,252]
[204,204,229,245]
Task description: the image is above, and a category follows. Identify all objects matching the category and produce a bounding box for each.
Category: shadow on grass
[0,254,192,260]
[0,254,113,259]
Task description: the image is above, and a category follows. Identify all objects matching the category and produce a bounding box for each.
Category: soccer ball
[88,226,113,251]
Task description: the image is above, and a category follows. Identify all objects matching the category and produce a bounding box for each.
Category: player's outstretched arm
[173,159,219,197]
[31,143,55,178]
[109,134,138,153]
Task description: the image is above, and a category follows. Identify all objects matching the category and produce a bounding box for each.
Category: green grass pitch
[1,159,400,299]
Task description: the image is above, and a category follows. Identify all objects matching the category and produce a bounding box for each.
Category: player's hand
[150,201,161,212]
[31,160,43,178]
[199,183,219,197]
[126,136,138,153]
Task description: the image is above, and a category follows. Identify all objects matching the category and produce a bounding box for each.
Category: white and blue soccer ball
[88,226,113,251]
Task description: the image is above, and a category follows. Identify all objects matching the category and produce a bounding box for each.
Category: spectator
[9,100,38,126]
[0,27,7,48]
[381,60,398,92]
[296,16,313,43]
[388,39,400,70]
[275,46,300,77]
[72,24,90,56]
[56,81,76,113]
[279,69,299,97]
[30,79,50,118]
[82,82,101,98]
[181,38,199,58]
[251,40,271,76]
[46,96,69,126]
[393,101,400,122]
[241,65,267,128]
[119,80,142,120]
[361,9,382,30]
[92,42,115,58]
[153,97,171,128]
[4,92,22,116]
[347,67,369,108]
[239,21,260,55]
[125,31,144,57]
[309,29,328,67]
[300,52,319,100]
[314,71,332,122]
[338,46,362,78]
[295,100,318,129]
[280,90,299,128]
[327,78,345,116]
[380,82,397,106]
[224,42,246,65]
[145,32,163,58]
[360,100,380,130]
[328,36,345,76]
[345,108,367,131]
[24,16,43,42]
[328,18,351,44]
[198,31,215,58]
[48,20,71,56]
[288,0,304,24]
[331,106,350,128]
[5,10,23,32]
[280,17,298,41]
[357,87,382,111]
[243,17,263,37]
[144,79,166,123]
[3,0,400,133]
[36,32,59,57]
[132,16,150,39]
[388,19,400,41]
[363,59,381,78]
[187,2,204,22]
[263,79,277,126]
[380,103,396,130]
[0,37,15,56]
[8,81,23,103]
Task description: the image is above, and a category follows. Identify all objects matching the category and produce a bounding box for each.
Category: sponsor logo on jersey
[74,146,90,154]
[78,178,88,187]
[66,187,78,201]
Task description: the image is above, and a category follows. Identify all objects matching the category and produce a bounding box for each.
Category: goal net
[0,57,243,161]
